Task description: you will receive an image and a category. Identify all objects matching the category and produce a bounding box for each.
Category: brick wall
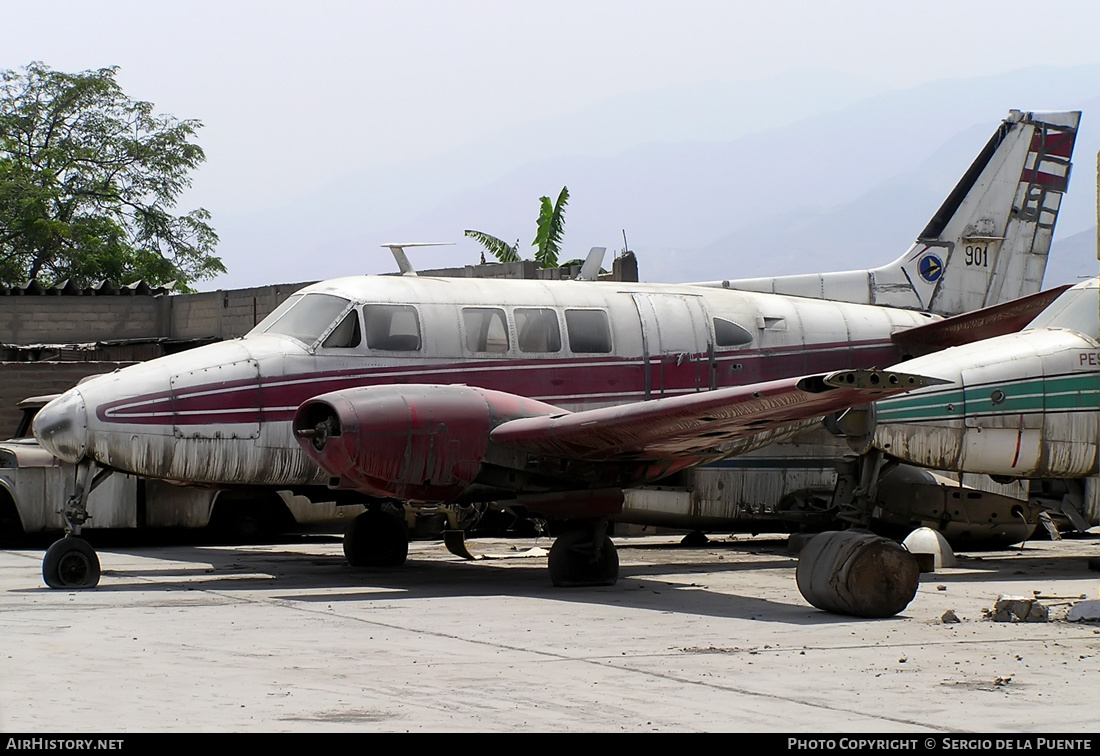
[167,282,311,341]
[0,282,313,346]
[0,362,135,438]
[0,297,166,345]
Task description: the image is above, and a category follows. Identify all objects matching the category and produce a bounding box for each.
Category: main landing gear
[343,510,620,587]
[42,461,113,590]
[343,509,410,567]
[548,521,619,587]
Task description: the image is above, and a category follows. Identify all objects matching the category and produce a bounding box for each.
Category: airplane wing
[891,284,1072,357]
[488,368,944,462]
[294,368,944,503]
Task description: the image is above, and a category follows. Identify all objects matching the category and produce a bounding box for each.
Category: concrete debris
[941,609,961,623]
[990,595,1049,623]
[1066,599,1100,623]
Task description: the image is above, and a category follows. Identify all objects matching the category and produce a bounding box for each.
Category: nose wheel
[41,459,113,590]
[42,536,101,589]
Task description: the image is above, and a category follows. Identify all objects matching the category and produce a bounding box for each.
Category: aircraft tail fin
[702,110,1081,317]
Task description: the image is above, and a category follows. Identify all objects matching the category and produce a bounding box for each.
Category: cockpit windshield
[250,293,353,345]
[1025,281,1099,338]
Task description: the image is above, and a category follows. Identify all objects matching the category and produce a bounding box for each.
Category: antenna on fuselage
[381,242,455,276]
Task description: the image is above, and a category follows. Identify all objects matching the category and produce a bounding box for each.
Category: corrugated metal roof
[0,280,176,296]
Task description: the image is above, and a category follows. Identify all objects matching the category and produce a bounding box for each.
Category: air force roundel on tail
[918,253,944,284]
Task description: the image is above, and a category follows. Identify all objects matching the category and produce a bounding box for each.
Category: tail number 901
[965,244,989,267]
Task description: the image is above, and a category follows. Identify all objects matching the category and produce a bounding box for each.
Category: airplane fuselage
[866,278,1100,530]
[34,275,935,490]
[875,311,1100,478]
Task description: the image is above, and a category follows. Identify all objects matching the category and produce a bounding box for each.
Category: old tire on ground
[796,530,919,617]
[42,536,101,589]
[548,529,619,587]
[344,511,409,567]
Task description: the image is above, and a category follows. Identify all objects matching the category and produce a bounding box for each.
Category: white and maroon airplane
[32,109,1078,592]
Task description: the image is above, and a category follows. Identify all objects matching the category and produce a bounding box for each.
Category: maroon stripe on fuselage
[97,339,905,426]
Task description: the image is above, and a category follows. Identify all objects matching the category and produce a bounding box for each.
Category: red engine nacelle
[293,384,560,501]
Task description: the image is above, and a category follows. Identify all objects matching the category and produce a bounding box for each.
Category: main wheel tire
[42,537,101,589]
[548,530,619,587]
[344,511,409,567]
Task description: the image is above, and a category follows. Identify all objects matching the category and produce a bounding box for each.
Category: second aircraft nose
[33,389,89,463]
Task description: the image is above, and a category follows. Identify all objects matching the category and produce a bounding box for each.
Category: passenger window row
[338,304,613,354]
[262,292,751,354]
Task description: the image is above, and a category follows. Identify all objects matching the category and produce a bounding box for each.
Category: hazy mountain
[206,64,1100,290]
[689,117,1100,287]
[1048,228,1100,285]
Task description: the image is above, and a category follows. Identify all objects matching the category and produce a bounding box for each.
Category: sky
[4,0,1100,288]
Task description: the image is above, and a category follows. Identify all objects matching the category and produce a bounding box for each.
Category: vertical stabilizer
[701,110,1080,317]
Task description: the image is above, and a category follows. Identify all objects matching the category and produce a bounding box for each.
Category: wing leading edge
[293,368,946,504]
[488,368,947,462]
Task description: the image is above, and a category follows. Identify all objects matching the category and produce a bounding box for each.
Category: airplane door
[631,293,712,399]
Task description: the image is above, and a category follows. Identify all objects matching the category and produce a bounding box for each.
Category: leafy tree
[462,230,520,264]
[0,62,224,290]
[465,185,569,268]
[532,186,569,268]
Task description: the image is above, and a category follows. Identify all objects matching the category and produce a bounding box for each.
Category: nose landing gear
[42,460,113,590]
[42,536,100,589]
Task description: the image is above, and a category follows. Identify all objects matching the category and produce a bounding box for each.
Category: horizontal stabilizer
[381,242,455,275]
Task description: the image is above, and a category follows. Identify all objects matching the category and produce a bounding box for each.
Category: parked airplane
[840,277,1099,533]
[31,109,1077,596]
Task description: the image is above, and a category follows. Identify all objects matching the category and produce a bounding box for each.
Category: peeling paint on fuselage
[41,276,935,488]
[875,323,1100,479]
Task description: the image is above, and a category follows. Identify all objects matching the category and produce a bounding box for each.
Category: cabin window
[321,310,362,349]
[515,308,561,353]
[250,293,302,336]
[565,309,612,353]
[713,318,754,347]
[259,293,352,346]
[364,304,422,351]
[463,307,510,353]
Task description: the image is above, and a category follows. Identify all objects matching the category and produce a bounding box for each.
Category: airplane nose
[33,389,89,463]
